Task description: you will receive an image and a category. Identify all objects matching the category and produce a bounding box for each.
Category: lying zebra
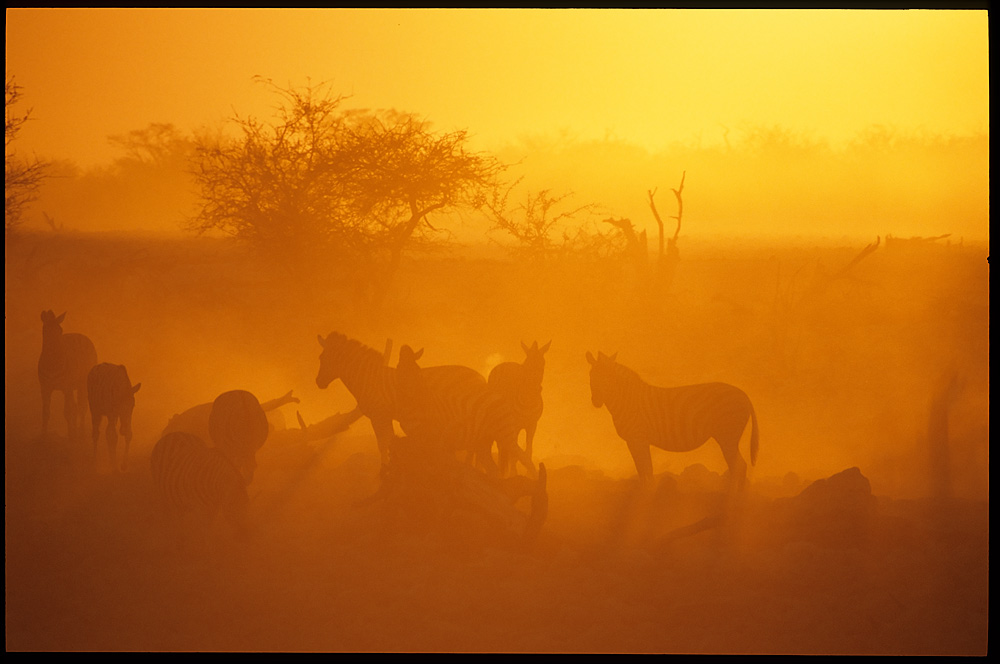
[150,431,250,544]
[162,389,296,484]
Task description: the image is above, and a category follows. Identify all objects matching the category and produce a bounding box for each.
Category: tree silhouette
[5,75,49,238]
[189,78,504,310]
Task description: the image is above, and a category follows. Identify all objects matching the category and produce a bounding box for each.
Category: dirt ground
[5,232,989,654]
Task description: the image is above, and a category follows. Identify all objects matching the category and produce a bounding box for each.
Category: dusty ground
[5,232,989,653]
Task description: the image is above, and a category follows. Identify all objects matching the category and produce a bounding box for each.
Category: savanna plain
[5,230,989,654]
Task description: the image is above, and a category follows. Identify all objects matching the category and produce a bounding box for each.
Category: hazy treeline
[16,120,989,247]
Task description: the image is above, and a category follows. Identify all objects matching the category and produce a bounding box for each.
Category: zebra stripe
[586,350,759,489]
[87,362,141,472]
[396,344,522,478]
[487,340,550,476]
[150,431,249,534]
[208,390,269,485]
[161,390,299,449]
[317,332,398,463]
[38,310,98,438]
[317,332,503,470]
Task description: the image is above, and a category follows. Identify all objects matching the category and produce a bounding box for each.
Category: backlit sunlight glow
[4,8,988,655]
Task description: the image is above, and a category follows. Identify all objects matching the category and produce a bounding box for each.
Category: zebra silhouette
[208,390,269,485]
[586,351,759,490]
[86,362,141,472]
[488,340,550,476]
[316,332,493,469]
[150,430,249,539]
[161,390,299,444]
[38,310,98,439]
[395,344,530,478]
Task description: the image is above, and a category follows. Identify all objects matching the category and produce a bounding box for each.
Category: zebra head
[209,390,268,485]
[520,340,551,386]
[397,344,424,369]
[40,310,67,342]
[395,344,426,399]
[316,332,349,389]
[585,350,618,408]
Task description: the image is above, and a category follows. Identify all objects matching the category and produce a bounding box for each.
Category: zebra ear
[414,348,424,360]
[318,334,327,348]
[585,351,596,366]
[521,341,530,354]
[610,352,618,363]
[132,383,142,394]
[540,340,551,354]
[56,312,66,324]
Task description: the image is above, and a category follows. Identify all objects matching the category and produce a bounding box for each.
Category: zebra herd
[36,310,761,542]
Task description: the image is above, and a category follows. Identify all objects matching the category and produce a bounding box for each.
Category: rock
[773,467,877,548]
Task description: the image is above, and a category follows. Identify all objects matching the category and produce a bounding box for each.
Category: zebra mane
[326,332,384,366]
[611,359,648,387]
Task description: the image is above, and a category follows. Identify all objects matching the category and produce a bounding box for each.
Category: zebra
[395,343,528,479]
[150,430,249,540]
[38,310,98,439]
[316,332,495,469]
[487,340,550,476]
[585,350,759,491]
[208,390,269,485]
[86,362,141,472]
[161,389,299,449]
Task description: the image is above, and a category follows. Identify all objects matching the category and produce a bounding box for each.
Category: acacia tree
[189,79,354,260]
[189,78,504,308]
[338,109,505,300]
[5,75,49,238]
[484,179,622,260]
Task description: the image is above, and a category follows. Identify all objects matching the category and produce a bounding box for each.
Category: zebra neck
[339,356,393,407]
[39,338,71,365]
[605,368,647,410]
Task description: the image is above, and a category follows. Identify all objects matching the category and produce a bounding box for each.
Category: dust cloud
[4,228,988,654]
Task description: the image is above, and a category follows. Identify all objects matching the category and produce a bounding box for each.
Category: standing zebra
[316,332,494,469]
[586,351,759,490]
[488,340,550,476]
[150,431,249,539]
[208,390,269,485]
[87,362,141,472]
[38,310,98,439]
[395,344,519,477]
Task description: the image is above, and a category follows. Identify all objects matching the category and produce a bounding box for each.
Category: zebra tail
[749,406,759,467]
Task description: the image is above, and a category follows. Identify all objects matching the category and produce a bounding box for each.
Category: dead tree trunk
[647,171,684,292]
[602,217,648,278]
[928,370,964,502]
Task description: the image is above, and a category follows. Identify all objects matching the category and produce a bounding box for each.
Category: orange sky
[6,8,989,168]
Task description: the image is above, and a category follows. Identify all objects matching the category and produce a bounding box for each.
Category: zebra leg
[495,434,516,478]
[718,437,748,494]
[41,385,53,434]
[525,421,537,465]
[64,390,78,439]
[91,411,102,459]
[77,380,91,439]
[626,440,655,488]
[121,417,132,472]
[370,417,395,467]
[477,438,501,480]
[106,415,120,473]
